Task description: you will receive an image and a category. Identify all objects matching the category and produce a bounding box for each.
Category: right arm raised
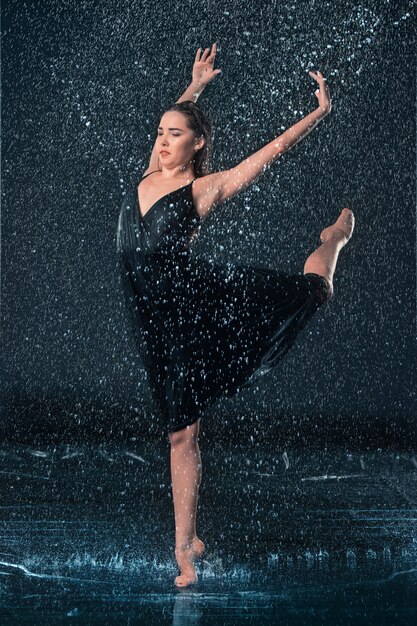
[141,80,204,177]
[142,44,221,177]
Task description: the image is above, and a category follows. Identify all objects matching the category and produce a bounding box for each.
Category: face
[157,111,205,170]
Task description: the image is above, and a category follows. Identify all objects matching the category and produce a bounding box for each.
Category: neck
[159,164,195,180]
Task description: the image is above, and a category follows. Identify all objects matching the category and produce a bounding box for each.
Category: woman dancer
[116,43,354,588]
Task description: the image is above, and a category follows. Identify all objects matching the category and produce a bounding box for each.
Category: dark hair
[160,101,213,177]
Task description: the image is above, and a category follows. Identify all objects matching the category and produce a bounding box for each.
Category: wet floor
[0,442,416,624]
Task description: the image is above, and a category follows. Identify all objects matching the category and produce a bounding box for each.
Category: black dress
[116,171,332,433]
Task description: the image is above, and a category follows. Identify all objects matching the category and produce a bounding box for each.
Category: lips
[160,151,170,156]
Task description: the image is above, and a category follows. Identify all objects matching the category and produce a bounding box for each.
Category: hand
[192,43,222,87]
[308,70,331,114]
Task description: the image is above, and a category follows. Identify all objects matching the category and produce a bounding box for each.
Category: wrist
[191,79,205,92]
[316,105,330,119]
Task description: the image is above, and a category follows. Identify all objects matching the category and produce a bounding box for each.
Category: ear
[195,135,205,152]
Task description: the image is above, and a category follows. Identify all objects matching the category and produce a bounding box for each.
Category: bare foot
[174,537,205,588]
[320,208,355,245]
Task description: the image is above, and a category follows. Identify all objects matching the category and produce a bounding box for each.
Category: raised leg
[303,208,355,295]
[169,419,205,588]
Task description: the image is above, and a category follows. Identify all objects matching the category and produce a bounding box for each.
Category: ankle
[175,536,197,551]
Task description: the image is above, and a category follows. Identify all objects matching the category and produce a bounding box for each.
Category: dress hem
[168,414,201,433]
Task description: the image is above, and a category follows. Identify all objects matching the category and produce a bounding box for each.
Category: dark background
[1,0,416,447]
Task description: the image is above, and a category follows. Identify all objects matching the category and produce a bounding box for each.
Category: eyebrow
[158,127,184,131]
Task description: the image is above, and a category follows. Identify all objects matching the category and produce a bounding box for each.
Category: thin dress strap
[140,170,161,180]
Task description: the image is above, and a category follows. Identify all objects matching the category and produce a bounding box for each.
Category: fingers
[195,42,217,63]
[194,47,211,63]
[203,42,217,61]
[209,42,217,60]
[199,46,209,62]
[308,70,326,83]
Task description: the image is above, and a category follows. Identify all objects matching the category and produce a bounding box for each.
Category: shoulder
[192,171,228,220]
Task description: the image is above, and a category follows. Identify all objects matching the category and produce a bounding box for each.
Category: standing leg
[303,208,355,294]
[169,419,205,587]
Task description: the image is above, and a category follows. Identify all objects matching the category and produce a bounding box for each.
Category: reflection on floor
[0,442,416,624]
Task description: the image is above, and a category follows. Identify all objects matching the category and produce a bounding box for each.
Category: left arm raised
[214,106,328,205]
[213,70,331,205]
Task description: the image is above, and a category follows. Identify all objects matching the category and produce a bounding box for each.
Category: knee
[169,421,200,447]
[304,272,334,303]
[320,276,334,303]
[312,275,333,304]
[169,430,188,447]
